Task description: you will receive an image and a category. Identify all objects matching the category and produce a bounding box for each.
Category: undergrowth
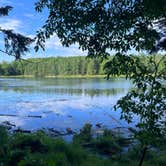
[0,125,165,166]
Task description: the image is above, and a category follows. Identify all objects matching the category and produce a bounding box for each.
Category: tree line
[0,56,105,76]
[0,55,165,77]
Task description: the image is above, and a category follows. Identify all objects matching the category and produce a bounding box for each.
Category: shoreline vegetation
[0,124,166,166]
[0,74,125,78]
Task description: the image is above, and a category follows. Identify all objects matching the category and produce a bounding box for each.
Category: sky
[0,0,158,62]
[0,0,87,62]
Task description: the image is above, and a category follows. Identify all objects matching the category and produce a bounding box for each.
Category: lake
[0,77,136,133]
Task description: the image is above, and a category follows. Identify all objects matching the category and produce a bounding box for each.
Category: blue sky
[0,0,87,62]
[0,0,155,62]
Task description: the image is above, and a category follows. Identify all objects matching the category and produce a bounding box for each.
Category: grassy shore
[0,74,125,79]
[0,75,34,78]
[45,75,106,78]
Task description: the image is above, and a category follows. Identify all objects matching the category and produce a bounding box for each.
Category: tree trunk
[138,146,148,166]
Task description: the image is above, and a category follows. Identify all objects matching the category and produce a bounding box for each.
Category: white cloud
[45,34,62,49]
[0,18,22,32]
[61,45,87,56]
[0,0,12,4]
[45,34,87,56]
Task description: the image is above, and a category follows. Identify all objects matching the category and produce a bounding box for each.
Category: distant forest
[0,56,105,76]
[0,55,165,77]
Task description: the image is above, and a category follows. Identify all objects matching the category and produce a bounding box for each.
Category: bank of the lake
[0,74,125,79]
[0,75,105,78]
[0,124,166,166]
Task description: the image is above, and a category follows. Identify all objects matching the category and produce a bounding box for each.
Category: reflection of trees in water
[0,86,126,97]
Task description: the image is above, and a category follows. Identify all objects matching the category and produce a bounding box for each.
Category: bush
[0,125,166,166]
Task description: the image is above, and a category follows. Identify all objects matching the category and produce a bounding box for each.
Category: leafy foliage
[35,0,166,56]
[105,53,166,145]
[34,0,166,148]
[1,29,34,59]
[34,1,166,153]
[0,1,165,165]
[0,6,12,16]
[0,126,166,166]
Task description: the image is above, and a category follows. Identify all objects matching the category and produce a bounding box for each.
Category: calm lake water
[0,77,136,132]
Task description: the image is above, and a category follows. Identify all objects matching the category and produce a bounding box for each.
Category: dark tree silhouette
[34,0,166,56]
[0,5,34,59]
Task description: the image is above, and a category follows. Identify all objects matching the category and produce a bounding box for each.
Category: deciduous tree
[34,1,166,165]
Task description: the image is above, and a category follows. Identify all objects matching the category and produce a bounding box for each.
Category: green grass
[0,75,34,78]
[45,74,106,78]
[0,74,125,79]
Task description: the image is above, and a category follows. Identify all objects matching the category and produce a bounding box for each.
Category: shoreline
[0,74,125,79]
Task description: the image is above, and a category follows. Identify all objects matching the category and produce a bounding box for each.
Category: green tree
[105,53,166,165]
[35,0,166,54]
[34,1,166,165]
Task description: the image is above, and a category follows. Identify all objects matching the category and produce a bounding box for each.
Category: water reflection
[0,78,134,131]
[0,78,131,97]
[0,87,126,97]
